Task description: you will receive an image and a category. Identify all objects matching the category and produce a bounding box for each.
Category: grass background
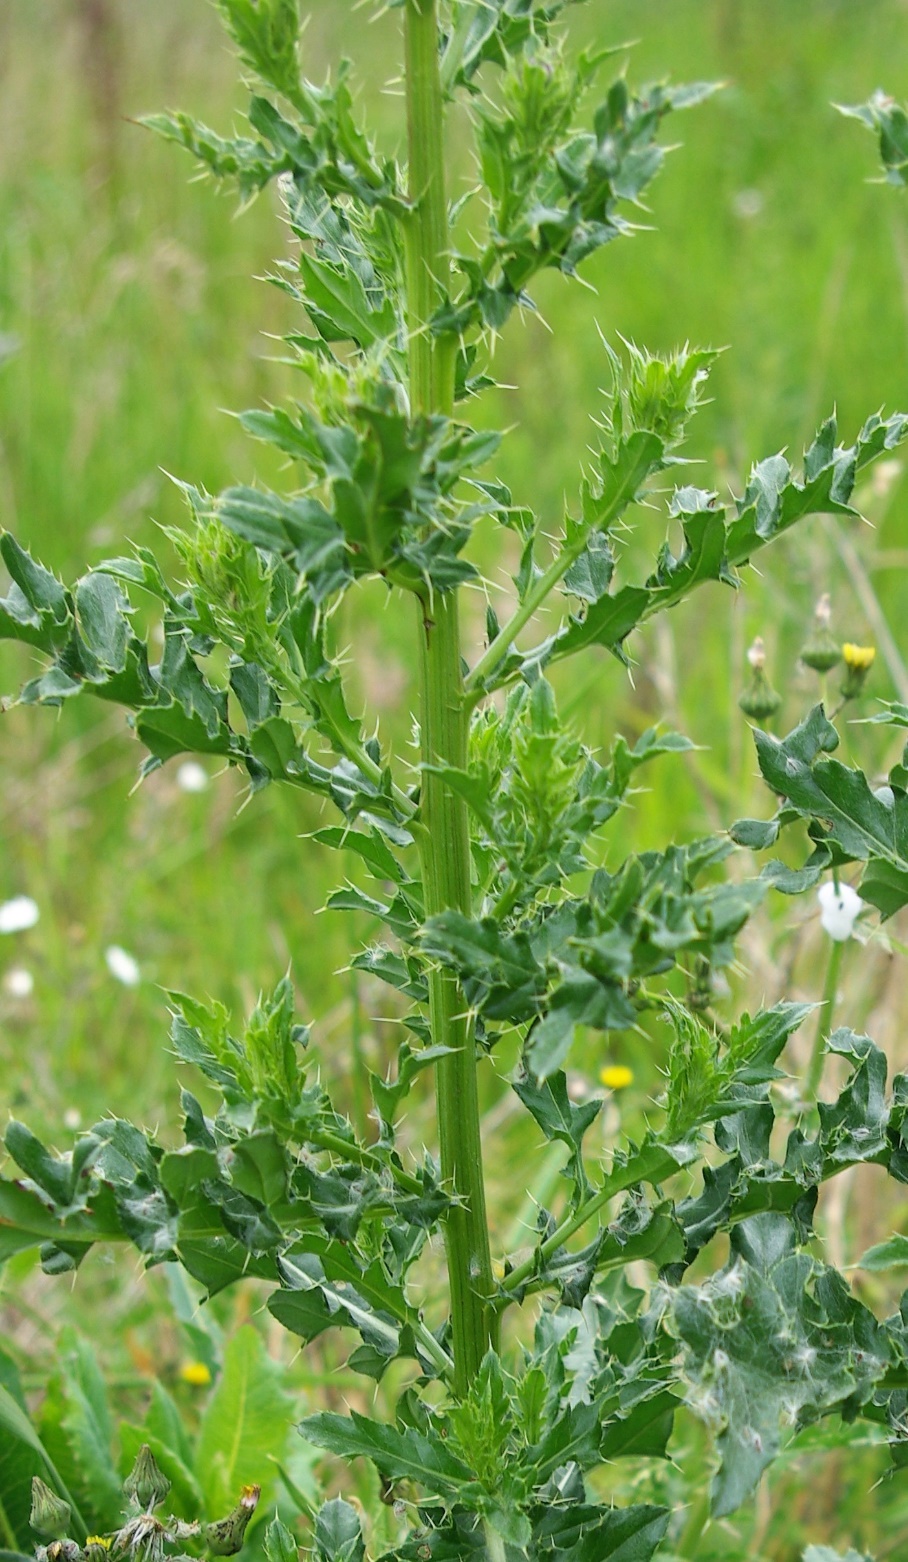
[3,1,908,1556]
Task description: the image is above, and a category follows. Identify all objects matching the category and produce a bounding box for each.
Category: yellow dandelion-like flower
[841,643,876,701]
[85,1540,112,1552]
[179,1360,212,1387]
[599,1064,634,1091]
[842,643,876,671]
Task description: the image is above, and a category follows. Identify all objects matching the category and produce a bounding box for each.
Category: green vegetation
[4,3,908,1560]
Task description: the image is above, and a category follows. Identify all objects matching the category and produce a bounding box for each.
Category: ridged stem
[404,0,496,1393]
[806,936,845,1101]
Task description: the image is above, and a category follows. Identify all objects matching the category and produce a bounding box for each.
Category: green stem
[677,1449,711,1557]
[498,1145,678,1301]
[405,0,496,1394]
[482,1520,509,1562]
[307,1125,424,1196]
[278,657,418,822]
[464,521,593,699]
[806,935,845,1100]
[348,968,369,1140]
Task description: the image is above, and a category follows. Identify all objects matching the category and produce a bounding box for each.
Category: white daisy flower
[818,880,863,942]
[0,896,40,934]
[105,944,141,986]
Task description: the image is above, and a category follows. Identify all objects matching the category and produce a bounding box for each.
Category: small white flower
[63,1107,82,1131]
[105,944,141,986]
[0,896,39,934]
[2,966,34,997]
[818,880,863,941]
[176,760,208,794]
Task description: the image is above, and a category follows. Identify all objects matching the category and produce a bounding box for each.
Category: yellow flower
[599,1064,634,1091]
[179,1360,212,1386]
[840,643,876,701]
[85,1540,112,1552]
[842,643,876,671]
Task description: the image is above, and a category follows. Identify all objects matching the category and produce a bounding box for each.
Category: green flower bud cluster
[740,599,877,727]
[28,1450,261,1562]
[799,594,876,702]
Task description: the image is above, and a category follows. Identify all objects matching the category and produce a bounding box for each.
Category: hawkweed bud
[84,1539,113,1562]
[800,593,841,673]
[738,637,782,721]
[205,1485,261,1556]
[123,1443,171,1511]
[30,1479,72,1540]
[840,642,876,701]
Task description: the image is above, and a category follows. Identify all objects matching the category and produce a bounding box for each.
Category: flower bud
[36,1542,81,1562]
[84,1539,113,1562]
[30,1479,72,1540]
[205,1486,261,1556]
[800,594,841,673]
[739,640,782,721]
[840,643,876,701]
[123,1444,171,1512]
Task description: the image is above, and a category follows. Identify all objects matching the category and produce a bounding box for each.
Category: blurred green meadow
[4,0,908,1555]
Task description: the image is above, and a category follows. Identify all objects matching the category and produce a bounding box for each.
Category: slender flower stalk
[806,879,860,1100]
[806,933,846,1102]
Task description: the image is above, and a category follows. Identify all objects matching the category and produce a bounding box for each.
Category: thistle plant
[7,3,908,1558]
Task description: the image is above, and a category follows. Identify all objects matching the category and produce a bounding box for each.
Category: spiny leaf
[300,1411,474,1495]
[838,90,908,185]
[670,1213,893,1517]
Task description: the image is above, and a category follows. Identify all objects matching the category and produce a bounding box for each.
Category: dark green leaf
[300,1411,473,1494]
